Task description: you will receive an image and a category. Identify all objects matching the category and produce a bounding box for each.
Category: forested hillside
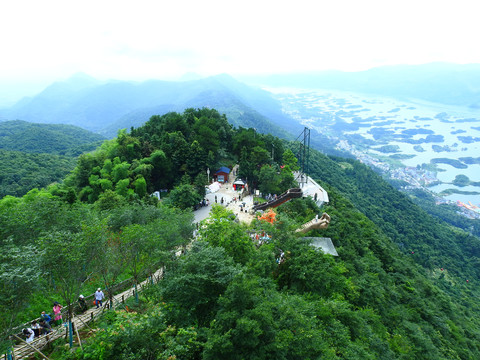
[0,120,105,155]
[0,120,105,198]
[1,108,480,359]
[0,150,76,198]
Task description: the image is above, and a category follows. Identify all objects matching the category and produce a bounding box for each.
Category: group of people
[194,198,210,210]
[265,193,278,202]
[22,288,105,343]
[21,304,61,343]
[22,318,52,343]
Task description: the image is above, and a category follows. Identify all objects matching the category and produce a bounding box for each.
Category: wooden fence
[7,268,163,360]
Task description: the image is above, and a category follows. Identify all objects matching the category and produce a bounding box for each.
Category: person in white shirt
[95,288,105,308]
[30,321,41,337]
[23,328,34,343]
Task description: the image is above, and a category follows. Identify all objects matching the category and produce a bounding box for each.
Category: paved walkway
[194,165,255,225]
[195,170,329,225]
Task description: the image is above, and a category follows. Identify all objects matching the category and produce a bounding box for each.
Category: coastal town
[336,139,480,220]
[275,89,480,220]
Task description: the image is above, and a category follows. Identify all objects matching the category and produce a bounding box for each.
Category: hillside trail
[10,167,246,359]
[9,268,163,360]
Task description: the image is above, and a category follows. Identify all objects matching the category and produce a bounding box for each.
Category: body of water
[274,88,480,205]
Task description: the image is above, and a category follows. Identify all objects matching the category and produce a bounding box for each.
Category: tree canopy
[1,108,480,359]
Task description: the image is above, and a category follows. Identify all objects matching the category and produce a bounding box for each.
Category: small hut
[214,167,231,183]
[233,179,246,191]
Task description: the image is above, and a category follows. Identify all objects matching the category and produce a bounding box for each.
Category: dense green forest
[0,120,105,155]
[0,120,105,198]
[0,150,76,198]
[406,188,480,238]
[2,108,480,359]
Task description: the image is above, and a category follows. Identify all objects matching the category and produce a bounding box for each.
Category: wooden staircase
[9,268,163,360]
[252,188,303,212]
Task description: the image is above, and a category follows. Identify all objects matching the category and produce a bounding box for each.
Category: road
[194,165,255,225]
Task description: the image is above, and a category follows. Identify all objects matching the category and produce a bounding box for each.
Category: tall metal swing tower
[295,127,311,187]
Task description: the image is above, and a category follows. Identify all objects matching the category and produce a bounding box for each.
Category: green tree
[115,178,130,197]
[100,158,113,179]
[134,176,147,198]
[119,224,155,302]
[250,146,271,169]
[186,140,206,177]
[147,149,173,191]
[118,212,190,303]
[168,183,202,210]
[76,308,202,360]
[204,274,331,360]
[112,160,130,183]
[116,129,141,162]
[38,228,98,311]
[95,189,127,211]
[199,205,255,264]
[194,172,207,199]
[282,148,300,171]
[159,242,241,327]
[257,165,281,195]
[0,240,42,350]
[279,167,297,192]
[93,227,126,309]
[193,116,220,155]
[37,224,100,346]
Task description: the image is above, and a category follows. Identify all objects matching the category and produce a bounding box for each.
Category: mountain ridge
[1,74,296,139]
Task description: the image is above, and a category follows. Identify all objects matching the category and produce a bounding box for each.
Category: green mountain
[0,120,105,198]
[2,108,480,358]
[0,120,105,155]
[2,74,297,139]
[0,150,76,198]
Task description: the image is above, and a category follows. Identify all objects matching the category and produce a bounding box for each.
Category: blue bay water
[275,88,480,205]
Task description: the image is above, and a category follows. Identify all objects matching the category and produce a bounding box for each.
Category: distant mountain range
[0,73,299,139]
[240,62,480,108]
[2,62,479,155]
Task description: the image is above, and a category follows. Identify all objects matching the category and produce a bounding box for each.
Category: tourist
[95,288,105,308]
[52,302,62,326]
[78,294,88,313]
[40,311,51,325]
[38,319,52,335]
[22,328,35,343]
[31,320,41,337]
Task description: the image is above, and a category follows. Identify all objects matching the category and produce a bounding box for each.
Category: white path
[194,165,255,225]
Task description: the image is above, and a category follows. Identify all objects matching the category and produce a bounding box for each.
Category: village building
[214,166,231,183]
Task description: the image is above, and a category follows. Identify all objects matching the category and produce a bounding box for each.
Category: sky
[1,0,479,105]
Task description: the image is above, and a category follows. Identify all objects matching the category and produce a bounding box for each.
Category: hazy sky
[1,0,479,104]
